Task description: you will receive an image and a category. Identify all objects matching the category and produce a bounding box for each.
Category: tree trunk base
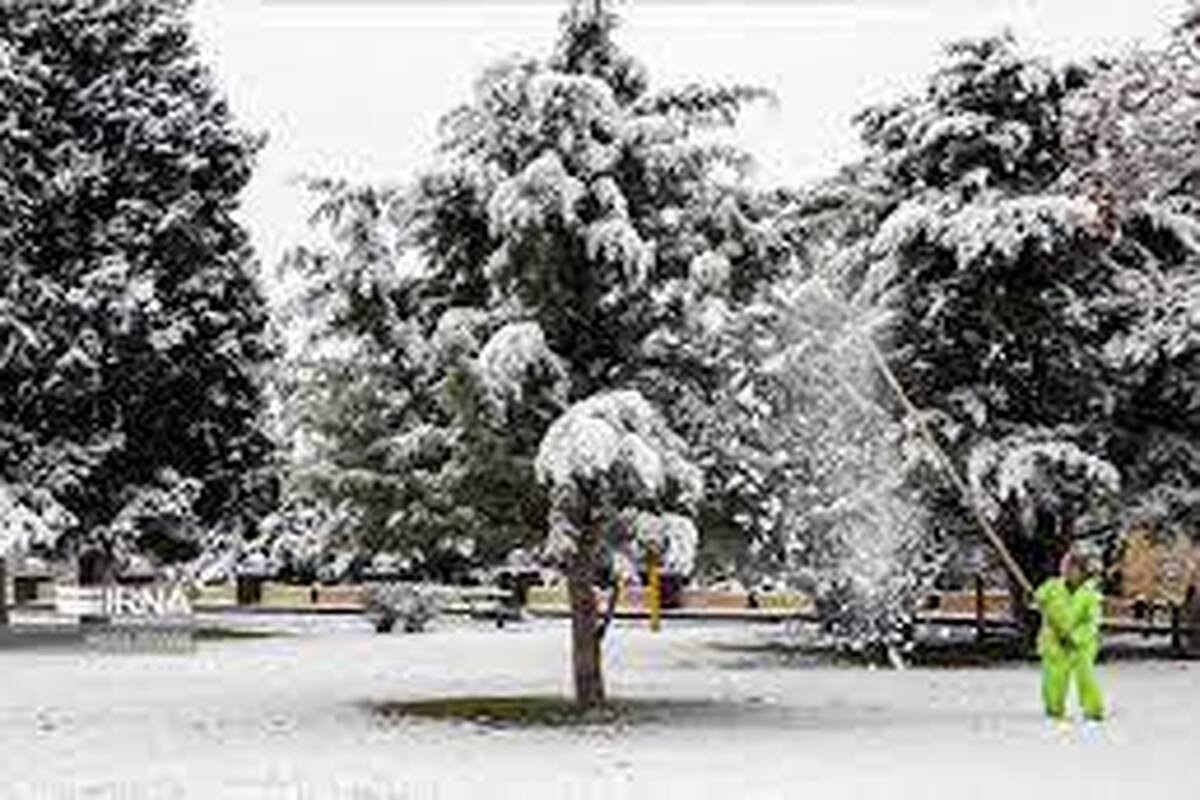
[0,559,9,629]
[1008,577,1038,653]
[567,553,604,709]
[1184,586,1200,659]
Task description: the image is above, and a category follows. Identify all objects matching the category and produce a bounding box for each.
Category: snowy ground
[0,616,1193,800]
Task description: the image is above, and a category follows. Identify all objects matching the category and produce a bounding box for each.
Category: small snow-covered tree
[615,509,698,578]
[1,481,77,624]
[0,0,277,577]
[535,389,701,707]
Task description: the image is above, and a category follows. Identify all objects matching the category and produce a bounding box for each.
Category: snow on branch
[617,510,698,576]
[0,484,74,556]
[536,390,699,500]
[967,430,1120,529]
[488,150,586,237]
[476,321,569,416]
[535,390,702,561]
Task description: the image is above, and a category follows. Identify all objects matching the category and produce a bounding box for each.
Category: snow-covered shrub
[105,470,206,567]
[618,511,698,577]
[363,582,441,633]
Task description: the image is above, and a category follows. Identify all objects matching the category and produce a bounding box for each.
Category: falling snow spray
[747,277,947,665]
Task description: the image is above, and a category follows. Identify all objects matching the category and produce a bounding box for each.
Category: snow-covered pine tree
[0,0,276,577]
[282,0,785,704]
[838,35,1126,611]
[282,0,785,583]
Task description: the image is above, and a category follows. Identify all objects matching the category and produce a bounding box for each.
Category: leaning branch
[862,337,1035,598]
[814,280,1036,597]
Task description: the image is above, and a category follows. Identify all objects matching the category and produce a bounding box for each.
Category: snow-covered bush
[618,511,698,576]
[967,430,1120,533]
[363,582,441,633]
[102,470,206,568]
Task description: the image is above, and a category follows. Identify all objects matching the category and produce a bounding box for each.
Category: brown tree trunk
[566,546,605,709]
[1008,572,1038,651]
[77,545,113,626]
[1001,504,1050,652]
[0,557,9,628]
[1185,585,1200,659]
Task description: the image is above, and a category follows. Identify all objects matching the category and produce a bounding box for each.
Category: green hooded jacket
[1034,576,1102,661]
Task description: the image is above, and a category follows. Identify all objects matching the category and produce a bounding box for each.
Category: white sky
[188,0,1187,282]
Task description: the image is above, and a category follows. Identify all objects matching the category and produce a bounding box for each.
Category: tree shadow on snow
[360,695,793,730]
[358,693,1046,734]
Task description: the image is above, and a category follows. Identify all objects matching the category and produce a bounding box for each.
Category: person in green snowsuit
[1034,549,1105,721]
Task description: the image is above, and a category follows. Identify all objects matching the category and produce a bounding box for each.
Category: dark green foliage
[0,0,276,564]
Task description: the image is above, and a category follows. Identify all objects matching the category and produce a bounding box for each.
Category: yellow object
[1120,528,1198,605]
[1121,528,1157,600]
[647,548,661,633]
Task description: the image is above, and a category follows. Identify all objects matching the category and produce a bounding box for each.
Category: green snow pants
[1041,649,1104,721]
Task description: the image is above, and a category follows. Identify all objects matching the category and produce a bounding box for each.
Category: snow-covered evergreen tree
[282,0,785,583]
[280,193,553,577]
[823,35,1125,605]
[280,0,786,704]
[0,0,276,576]
[769,21,1200,625]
